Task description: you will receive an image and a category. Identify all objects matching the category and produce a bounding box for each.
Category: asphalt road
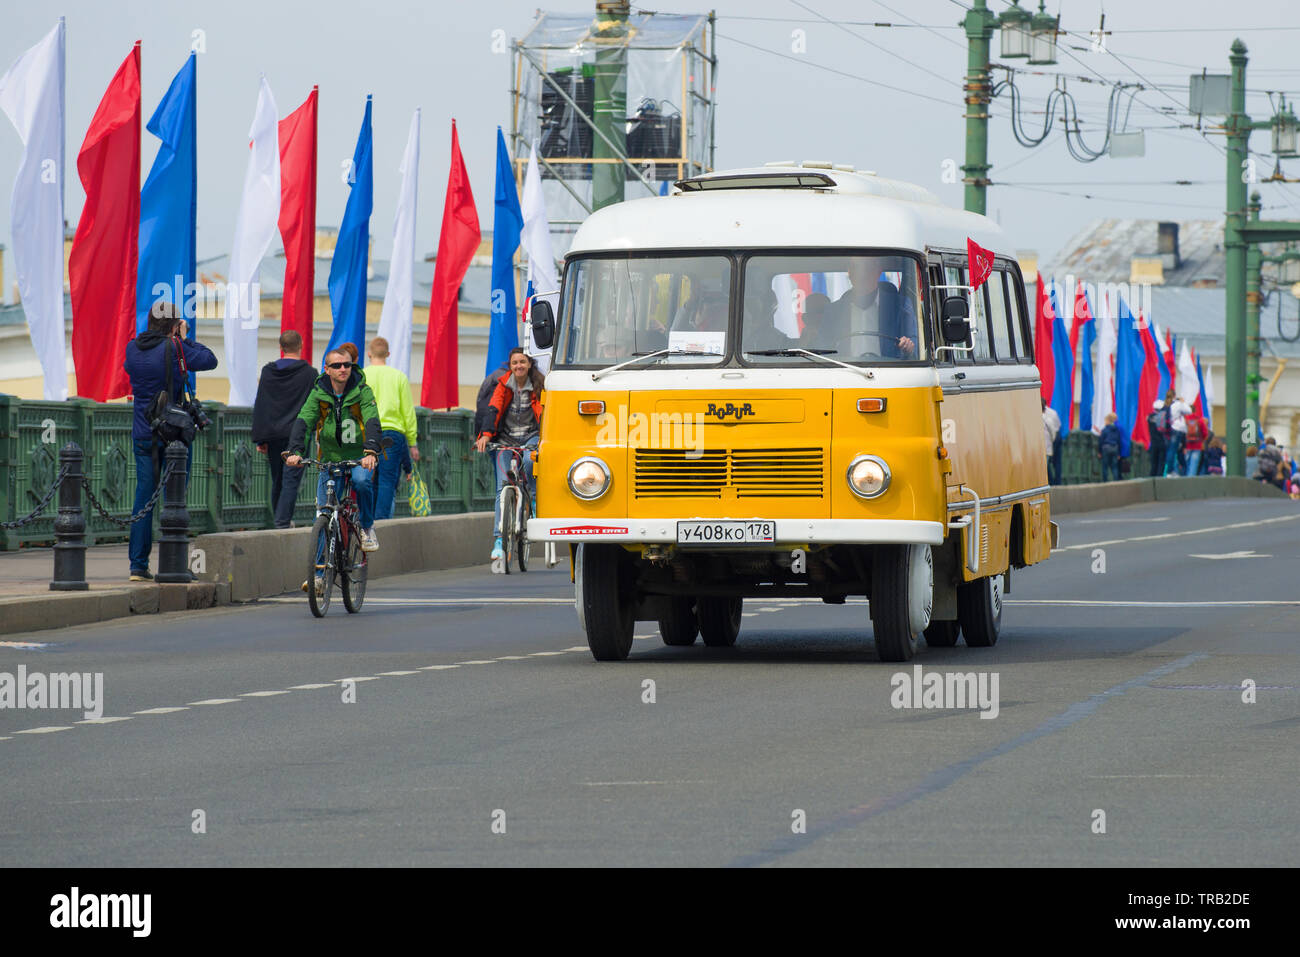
[1,496,1297,866]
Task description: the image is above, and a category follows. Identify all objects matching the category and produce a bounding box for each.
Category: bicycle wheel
[341,519,367,613]
[516,490,530,573]
[499,486,515,575]
[307,513,335,617]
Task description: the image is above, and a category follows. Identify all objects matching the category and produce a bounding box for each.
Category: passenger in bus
[821,258,917,358]
[673,289,729,332]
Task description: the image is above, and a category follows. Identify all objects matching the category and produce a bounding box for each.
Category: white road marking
[287,683,334,690]
[133,707,188,714]
[419,665,460,671]
[240,691,290,698]
[529,651,566,656]
[742,613,758,618]
[76,717,132,725]
[1006,599,1300,607]
[457,660,497,665]
[376,670,420,676]
[758,606,782,612]
[0,640,50,649]
[1076,517,1170,524]
[1188,551,1272,560]
[259,596,572,605]
[1055,512,1300,552]
[584,780,714,786]
[495,655,528,660]
[562,647,589,653]
[189,698,241,706]
[15,726,73,734]
[336,676,379,682]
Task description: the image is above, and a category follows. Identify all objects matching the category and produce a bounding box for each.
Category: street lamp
[1271,97,1299,158]
[1027,1,1059,65]
[998,1,1033,59]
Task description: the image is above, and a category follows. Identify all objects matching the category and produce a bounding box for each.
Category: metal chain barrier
[81,461,178,528]
[0,465,70,529]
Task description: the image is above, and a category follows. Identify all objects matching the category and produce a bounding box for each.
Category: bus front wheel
[958,575,1002,647]
[870,544,933,662]
[575,543,634,661]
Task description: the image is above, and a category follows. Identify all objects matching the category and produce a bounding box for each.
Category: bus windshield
[555,254,732,367]
[740,254,924,363]
[553,251,925,367]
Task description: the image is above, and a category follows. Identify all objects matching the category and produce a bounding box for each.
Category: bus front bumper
[527,518,945,546]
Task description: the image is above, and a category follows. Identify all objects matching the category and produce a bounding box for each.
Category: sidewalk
[0,543,226,637]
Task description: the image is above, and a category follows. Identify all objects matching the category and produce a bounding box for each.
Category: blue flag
[487,128,523,374]
[1195,351,1208,415]
[1114,296,1144,458]
[1048,280,1074,435]
[327,97,374,366]
[137,53,197,337]
[1078,300,1096,433]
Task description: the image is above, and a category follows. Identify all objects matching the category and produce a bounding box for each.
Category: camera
[184,397,212,432]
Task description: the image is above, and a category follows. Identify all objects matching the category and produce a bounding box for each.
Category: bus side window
[969,269,994,363]
[1006,269,1032,362]
[943,265,974,364]
[987,269,1015,362]
[928,263,949,363]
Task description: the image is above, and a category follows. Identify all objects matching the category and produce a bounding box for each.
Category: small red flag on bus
[967,238,994,291]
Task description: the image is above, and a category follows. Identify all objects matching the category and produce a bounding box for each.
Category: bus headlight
[846,454,891,498]
[568,457,612,500]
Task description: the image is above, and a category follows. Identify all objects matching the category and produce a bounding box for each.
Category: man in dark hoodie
[252,331,318,528]
[123,300,218,581]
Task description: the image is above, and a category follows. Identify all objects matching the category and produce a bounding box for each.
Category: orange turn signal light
[577,400,605,415]
[856,397,886,413]
[937,446,949,459]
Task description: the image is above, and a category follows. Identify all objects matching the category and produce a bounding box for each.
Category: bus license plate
[677,520,775,545]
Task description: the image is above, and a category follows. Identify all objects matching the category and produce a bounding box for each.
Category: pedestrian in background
[1183,406,1208,478]
[1042,398,1061,485]
[364,336,420,520]
[252,330,317,528]
[1164,390,1191,477]
[1255,437,1284,490]
[1204,436,1225,475]
[1147,399,1169,477]
[1098,413,1122,482]
[123,300,218,581]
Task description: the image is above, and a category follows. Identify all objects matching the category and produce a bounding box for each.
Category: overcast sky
[3,0,1300,295]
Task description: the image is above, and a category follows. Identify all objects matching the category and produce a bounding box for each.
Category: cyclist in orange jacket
[474,348,544,561]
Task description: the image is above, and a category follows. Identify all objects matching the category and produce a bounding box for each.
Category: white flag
[0,20,66,400]
[378,108,420,378]
[1176,339,1199,405]
[1092,288,1116,432]
[223,76,280,407]
[520,141,558,374]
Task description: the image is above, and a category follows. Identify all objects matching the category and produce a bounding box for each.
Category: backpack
[1099,427,1120,454]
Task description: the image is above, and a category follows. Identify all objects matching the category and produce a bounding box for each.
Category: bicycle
[290,456,369,617]
[487,443,534,574]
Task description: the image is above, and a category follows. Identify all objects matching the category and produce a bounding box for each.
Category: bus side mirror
[530,298,555,350]
[941,295,970,344]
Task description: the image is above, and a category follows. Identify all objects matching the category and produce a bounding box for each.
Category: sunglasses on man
[327,361,353,369]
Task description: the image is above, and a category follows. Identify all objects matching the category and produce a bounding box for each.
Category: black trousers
[265,437,305,528]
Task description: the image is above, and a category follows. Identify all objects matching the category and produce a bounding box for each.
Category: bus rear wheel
[870,544,933,662]
[958,574,1002,647]
[698,596,742,647]
[924,619,961,647]
[575,544,634,661]
[658,597,699,646]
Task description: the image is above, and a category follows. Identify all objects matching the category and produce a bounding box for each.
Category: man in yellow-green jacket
[364,336,420,519]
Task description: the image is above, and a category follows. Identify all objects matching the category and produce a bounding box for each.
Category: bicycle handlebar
[281,454,368,470]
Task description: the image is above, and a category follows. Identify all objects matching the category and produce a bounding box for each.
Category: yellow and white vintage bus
[527,163,1055,662]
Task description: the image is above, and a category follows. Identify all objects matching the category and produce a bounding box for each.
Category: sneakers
[360,527,380,552]
[491,537,504,560]
[129,569,153,582]
[300,576,325,595]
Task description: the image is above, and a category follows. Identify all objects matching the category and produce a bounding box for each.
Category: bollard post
[50,442,88,591]
[156,440,191,583]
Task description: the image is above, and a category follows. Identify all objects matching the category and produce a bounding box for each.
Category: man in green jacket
[285,347,383,552]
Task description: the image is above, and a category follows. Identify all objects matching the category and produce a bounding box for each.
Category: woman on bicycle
[474,347,544,563]
[286,347,383,551]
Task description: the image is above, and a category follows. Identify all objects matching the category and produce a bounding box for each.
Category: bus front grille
[633,448,824,499]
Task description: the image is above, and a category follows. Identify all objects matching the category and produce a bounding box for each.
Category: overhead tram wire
[788,0,965,92]
[711,31,959,110]
[867,0,969,53]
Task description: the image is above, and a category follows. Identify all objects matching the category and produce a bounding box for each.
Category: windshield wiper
[745,348,837,356]
[746,346,875,379]
[590,348,722,381]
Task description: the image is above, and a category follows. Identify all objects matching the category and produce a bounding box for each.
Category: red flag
[422,121,480,409]
[1034,273,1055,403]
[967,237,994,291]
[69,43,140,402]
[1133,313,1159,447]
[278,86,317,365]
